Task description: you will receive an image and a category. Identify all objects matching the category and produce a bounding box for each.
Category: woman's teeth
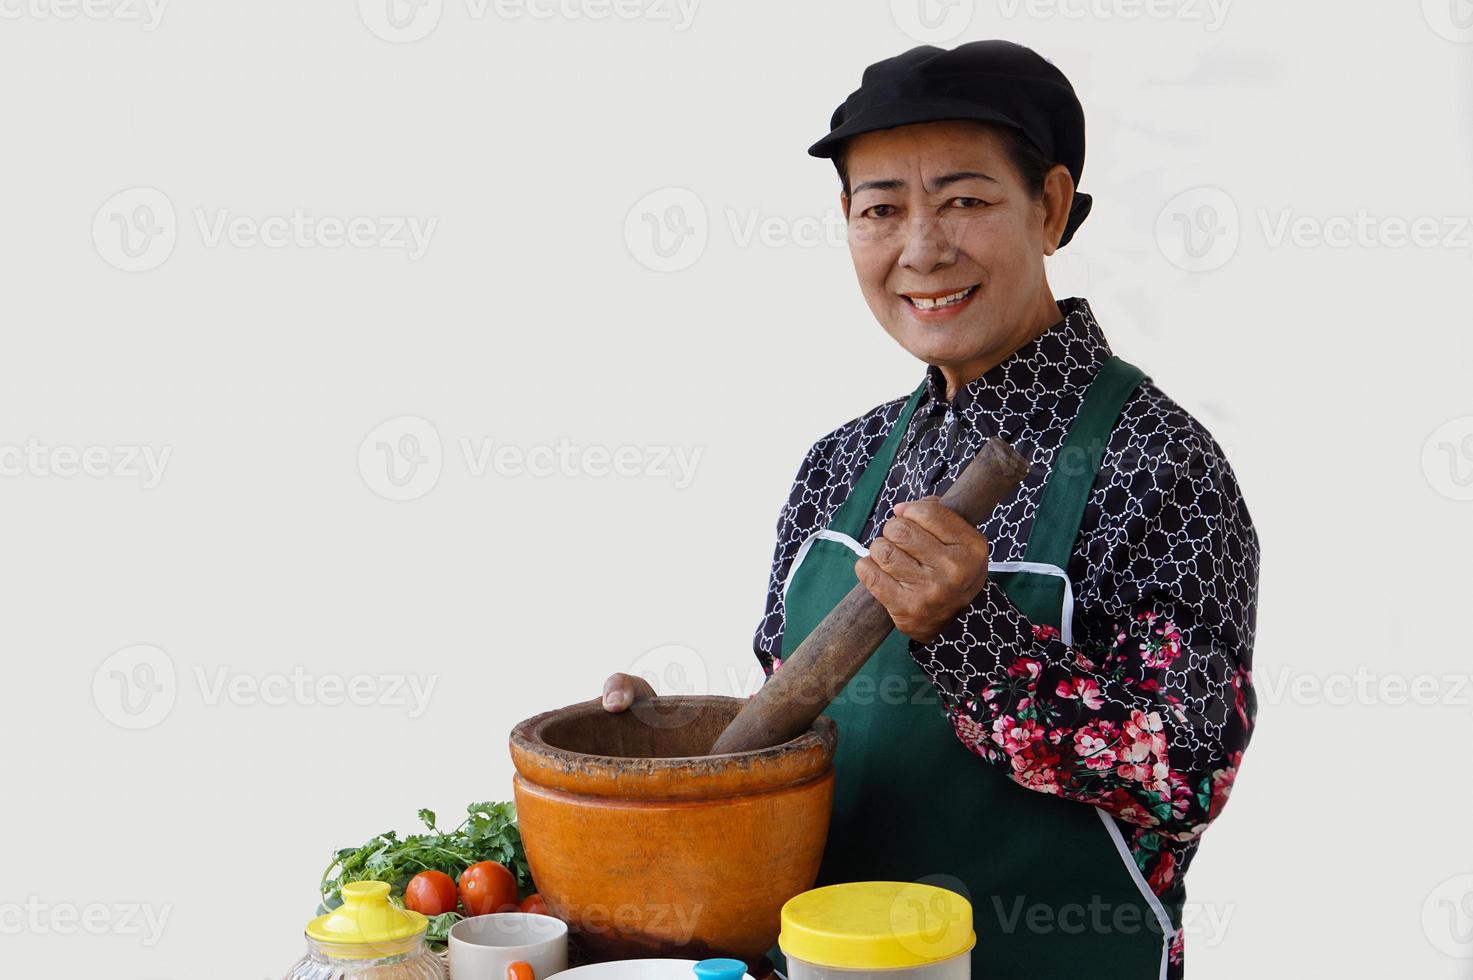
[906,285,977,309]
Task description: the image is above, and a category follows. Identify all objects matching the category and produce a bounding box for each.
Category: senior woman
[603,40,1259,980]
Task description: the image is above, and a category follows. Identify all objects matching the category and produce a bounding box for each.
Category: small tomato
[404,870,458,917]
[459,861,518,916]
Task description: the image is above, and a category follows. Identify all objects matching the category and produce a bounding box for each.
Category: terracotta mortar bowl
[509,695,836,965]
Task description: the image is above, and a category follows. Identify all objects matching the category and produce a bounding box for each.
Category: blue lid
[693,958,748,980]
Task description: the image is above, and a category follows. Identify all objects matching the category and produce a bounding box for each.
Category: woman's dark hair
[835,121,1055,201]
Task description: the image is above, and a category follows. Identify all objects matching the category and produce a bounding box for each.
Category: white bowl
[555,959,754,979]
[448,912,568,979]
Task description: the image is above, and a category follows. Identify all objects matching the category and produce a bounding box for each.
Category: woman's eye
[950,197,987,209]
[862,204,897,219]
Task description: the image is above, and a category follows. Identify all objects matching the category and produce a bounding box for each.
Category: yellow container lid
[780,882,975,970]
[306,881,428,958]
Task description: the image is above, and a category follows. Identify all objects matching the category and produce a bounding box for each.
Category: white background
[3,1,1472,977]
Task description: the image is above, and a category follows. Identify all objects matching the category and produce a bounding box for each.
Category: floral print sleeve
[907,420,1259,846]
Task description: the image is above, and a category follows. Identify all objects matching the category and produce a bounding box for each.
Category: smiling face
[840,120,1075,397]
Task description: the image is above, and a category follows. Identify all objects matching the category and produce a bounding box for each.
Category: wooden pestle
[708,437,1032,756]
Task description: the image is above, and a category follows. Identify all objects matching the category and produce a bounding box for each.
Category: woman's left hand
[855,496,991,643]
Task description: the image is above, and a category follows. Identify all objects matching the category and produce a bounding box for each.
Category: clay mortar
[509,695,836,965]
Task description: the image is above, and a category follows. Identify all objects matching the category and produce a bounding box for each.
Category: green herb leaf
[319,801,534,912]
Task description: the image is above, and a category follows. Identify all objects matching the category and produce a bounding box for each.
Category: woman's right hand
[601,672,657,712]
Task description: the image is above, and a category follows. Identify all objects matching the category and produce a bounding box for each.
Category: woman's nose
[898,212,956,272]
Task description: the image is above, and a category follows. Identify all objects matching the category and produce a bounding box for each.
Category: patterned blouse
[752,296,1259,977]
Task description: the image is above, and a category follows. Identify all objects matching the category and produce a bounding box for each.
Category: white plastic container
[783,950,969,979]
[779,882,975,980]
[554,959,754,979]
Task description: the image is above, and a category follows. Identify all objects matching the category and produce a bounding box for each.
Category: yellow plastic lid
[306,881,428,956]
[780,881,976,970]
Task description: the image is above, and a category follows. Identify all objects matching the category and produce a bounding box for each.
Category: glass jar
[286,881,446,980]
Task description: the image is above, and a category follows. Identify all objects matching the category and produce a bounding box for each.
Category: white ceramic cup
[449,912,569,980]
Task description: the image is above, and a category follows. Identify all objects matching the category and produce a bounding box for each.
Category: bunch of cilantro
[319,801,533,945]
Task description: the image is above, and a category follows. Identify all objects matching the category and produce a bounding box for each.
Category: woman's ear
[1040,164,1075,256]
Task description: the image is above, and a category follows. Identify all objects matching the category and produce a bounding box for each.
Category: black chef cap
[809,39,1092,248]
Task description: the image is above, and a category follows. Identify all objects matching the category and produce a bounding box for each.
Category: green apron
[766,357,1178,979]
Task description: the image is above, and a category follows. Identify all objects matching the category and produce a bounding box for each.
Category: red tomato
[404,870,459,916]
[518,893,549,916]
[458,861,519,916]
